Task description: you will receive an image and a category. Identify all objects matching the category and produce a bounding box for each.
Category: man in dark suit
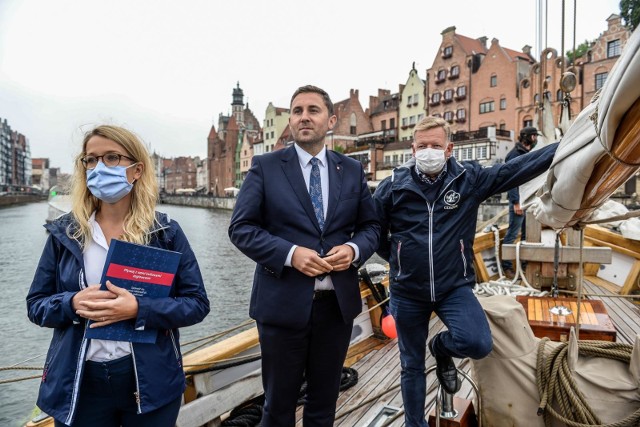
[229,85,380,427]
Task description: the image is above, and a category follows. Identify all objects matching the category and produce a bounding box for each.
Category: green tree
[620,0,640,31]
[566,40,592,64]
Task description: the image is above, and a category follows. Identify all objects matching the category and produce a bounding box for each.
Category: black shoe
[429,338,460,394]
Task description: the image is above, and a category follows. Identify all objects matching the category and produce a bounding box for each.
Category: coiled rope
[473,225,549,298]
[536,338,640,427]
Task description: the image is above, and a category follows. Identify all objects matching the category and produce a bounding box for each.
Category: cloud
[0,0,620,173]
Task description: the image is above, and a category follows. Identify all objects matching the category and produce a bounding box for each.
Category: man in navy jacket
[229,85,380,427]
[373,116,557,427]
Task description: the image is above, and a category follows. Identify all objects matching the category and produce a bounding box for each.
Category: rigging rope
[536,338,640,427]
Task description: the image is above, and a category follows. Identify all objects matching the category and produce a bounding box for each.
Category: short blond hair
[413,116,451,141]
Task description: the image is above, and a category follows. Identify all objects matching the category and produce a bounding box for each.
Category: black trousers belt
[313,290,336,300]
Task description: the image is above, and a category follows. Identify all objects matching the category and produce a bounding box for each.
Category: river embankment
[159,194,236,210]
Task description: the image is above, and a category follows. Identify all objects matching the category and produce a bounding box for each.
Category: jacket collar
[392,156,466,195]
[44,211,172,261]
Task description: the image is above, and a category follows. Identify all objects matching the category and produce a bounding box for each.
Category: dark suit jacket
[229,145,380,329]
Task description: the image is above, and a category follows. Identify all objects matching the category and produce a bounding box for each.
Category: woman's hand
[75,281,139,327]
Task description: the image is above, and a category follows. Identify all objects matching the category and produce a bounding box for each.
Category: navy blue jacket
[228,146,380,329]
[26,212,209,425]
[506,142,531,204]
[374,143,558,302]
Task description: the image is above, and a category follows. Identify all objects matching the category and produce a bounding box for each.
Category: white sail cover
[528,28,640,229]
[472,296,640,426]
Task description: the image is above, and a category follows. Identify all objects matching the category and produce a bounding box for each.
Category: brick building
[164,156,198,193]
[207,83,261,196]
[329,89,373,152]
[470,38,534,132]
[358,89,400,180]
[427,27,488,134]
[580,14,631,104]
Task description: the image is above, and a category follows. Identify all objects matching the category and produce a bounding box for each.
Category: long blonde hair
[69,125,158,248]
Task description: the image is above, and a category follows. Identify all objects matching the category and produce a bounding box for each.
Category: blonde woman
[27,125,210,427]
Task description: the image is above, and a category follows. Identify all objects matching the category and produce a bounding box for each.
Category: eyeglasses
[81,153,136,170]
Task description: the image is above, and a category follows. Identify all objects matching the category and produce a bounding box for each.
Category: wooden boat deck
[294,280,640,427]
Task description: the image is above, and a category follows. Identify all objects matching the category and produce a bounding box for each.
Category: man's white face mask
[415,148,447,175]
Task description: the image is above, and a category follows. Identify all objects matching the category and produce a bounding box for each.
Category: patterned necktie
[309,157,324,231]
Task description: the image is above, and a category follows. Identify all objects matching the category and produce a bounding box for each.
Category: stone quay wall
[159,195,236,210]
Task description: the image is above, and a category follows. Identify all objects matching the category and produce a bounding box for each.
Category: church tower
[232,82,245,126]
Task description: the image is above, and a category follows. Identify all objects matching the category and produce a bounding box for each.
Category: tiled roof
[456,33,488,55]
[503,46,533,62]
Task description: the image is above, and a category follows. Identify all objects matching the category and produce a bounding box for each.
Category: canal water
[0,202,256,426]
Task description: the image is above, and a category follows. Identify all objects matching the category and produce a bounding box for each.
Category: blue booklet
[85,239,182,343]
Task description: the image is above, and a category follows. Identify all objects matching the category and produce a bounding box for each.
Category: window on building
[404,153,412,162]
[500,98,506,110]
[479,101,495,114]
[456,85,467,98]
[444,89,453,102]
[443,45,453,58]
[350,126,356,135]
[607,39,621,58]
[390,118,395,129]
[595,72,608,90]
[413,93,419,105]
[557,89,563,101]
[431,92,441,104]
[450,65,460,78]
[437,69,447,81]
[499,122,506,130]
[534,94,540,103]
[402,117,408,126]
[350,113,357,135]
[407,95,413,106]
[456,108,466,121]
[477,146,488,159]
[381,120,387,130]
[418,113,424,121]
[523,118,533,128]
[443,111,454,122]
[384,155,390,163]
[270,131,274,138]
[392,154,399,164]
[461,147,473,160]
[490,74,497,87]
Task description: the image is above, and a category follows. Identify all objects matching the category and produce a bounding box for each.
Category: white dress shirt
[84,212,132,362]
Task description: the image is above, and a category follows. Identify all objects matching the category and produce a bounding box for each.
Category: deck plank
[583,280,640,345]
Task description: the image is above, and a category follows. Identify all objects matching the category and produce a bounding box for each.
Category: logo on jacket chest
[443,190,460,209]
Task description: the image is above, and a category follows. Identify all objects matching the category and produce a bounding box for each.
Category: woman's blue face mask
[86,161,137,204]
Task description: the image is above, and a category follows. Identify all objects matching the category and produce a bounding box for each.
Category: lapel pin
[337,165,341,171]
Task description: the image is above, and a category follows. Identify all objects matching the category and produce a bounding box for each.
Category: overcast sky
[0,0,621,173]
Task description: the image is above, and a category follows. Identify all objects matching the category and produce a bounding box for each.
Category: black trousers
[257,291,354,427]
[55,355,182,427]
